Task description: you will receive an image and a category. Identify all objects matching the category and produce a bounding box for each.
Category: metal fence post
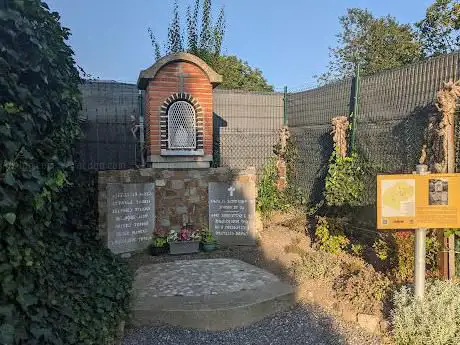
[415,164,429,300]
[283,86,288,126]
[138,90,145,168]
[350,64,360,153]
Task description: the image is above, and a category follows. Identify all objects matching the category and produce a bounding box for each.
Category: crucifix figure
[177,64,190,93]
[228,185,236,197]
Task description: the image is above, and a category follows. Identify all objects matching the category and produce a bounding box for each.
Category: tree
[148,0,273,91]
[318,8,422,84]
[214,55,273,91]
[149,0,224,63]
[417,0,460,56]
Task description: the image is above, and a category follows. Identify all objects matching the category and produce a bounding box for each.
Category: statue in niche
[173,125,190,148]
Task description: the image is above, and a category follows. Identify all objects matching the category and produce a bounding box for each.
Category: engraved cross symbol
[228,186,236,197]
[178,64,190,93]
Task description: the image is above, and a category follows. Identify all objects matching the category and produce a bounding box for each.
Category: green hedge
[0,1,132,344]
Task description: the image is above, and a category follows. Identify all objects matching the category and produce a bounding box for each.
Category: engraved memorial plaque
[107,183,155,254]
[208,182,256,246]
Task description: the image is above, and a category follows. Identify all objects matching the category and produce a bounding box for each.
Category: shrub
[350,243,365,257]
[256,158,283,217]
[314,216,349,254]
[392,280,460,345]
[0,2,132,344]
[292,250,342,280]
[257,158,299,218]
[373,237,391,262]
[390,231,440,282]
[324,149,365,207]
[333,261,391,314]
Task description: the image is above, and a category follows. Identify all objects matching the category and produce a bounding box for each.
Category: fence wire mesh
[287,51,460,205]
[76,81,141,171]
[213,89,284,174]
[77,52,460,193]
[286,79,352,203]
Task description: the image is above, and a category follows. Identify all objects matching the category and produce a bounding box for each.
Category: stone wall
[98,167,256,243]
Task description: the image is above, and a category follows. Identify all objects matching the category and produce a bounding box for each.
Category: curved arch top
[137,52,223,90]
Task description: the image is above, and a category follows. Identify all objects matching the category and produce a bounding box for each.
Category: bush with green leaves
[392,280,460,345]
[314,216,349,254]
[324,149,365,207]
[256,158,295,218]
[0,2,132,344]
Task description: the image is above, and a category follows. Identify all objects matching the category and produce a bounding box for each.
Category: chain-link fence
[286,79,352,203]
[77,83,284,174]
[287,51,460,205]
[213,89,284,174]
[76,81,142,171]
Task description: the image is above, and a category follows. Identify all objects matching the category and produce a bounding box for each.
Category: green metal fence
[286,51,460,205]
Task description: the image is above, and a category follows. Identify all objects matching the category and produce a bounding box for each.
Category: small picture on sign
[429,179,448,205]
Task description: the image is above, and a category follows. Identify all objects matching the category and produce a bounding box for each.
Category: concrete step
[130,259,295,330]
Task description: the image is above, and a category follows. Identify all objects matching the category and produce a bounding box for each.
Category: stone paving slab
[131,258,295,330]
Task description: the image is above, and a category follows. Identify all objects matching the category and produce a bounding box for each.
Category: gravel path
[123,304,385,345]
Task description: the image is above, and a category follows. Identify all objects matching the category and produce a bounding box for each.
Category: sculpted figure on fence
[331,116,349,158]
[421,80,460,173]
[276,126,290,191]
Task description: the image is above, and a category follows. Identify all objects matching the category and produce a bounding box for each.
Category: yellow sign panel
[377,174,460,229]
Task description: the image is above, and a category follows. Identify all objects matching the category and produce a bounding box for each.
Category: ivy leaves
[0,2,132,345]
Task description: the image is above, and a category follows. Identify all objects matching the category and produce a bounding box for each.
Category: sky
[46,0,433,91]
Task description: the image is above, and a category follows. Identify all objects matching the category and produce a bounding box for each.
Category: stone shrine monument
[98,53,258,254]
[138,52,222,169]
[97,53,293,332]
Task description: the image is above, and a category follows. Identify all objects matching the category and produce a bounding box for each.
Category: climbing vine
[0,2,132,344]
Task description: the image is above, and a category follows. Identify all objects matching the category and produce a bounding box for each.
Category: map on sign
[381,179,415,217]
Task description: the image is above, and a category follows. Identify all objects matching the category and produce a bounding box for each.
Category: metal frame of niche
[160,92,204,156]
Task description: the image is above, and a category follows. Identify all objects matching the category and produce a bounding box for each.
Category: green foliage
[314,217,350,254]
[256,156,305,218]
[213,55,274,92]
[350,243,365,257]
[443,227,460,237]
[416,0,460,57]
[167,1,184,54]
[392,232,415,283]
[382,232,440,283]
[149,0,224,61]
[392,280,460,345]
[153,237,167,247]
[324,149,365,207]
[201,230,217,244]
[373,237,390,261]
[333,260,391,314]
[318,8,422,84]
[0,2,132,344]
[256,159,284,217]
[148,0,273,92]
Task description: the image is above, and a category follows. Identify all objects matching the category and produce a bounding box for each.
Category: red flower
[179,227,191,241]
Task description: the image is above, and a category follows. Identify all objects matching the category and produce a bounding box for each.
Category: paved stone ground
[134,258,279,298]
[123,304,385,345]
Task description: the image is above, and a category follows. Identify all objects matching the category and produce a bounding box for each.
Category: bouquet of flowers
[167,225,201,242]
